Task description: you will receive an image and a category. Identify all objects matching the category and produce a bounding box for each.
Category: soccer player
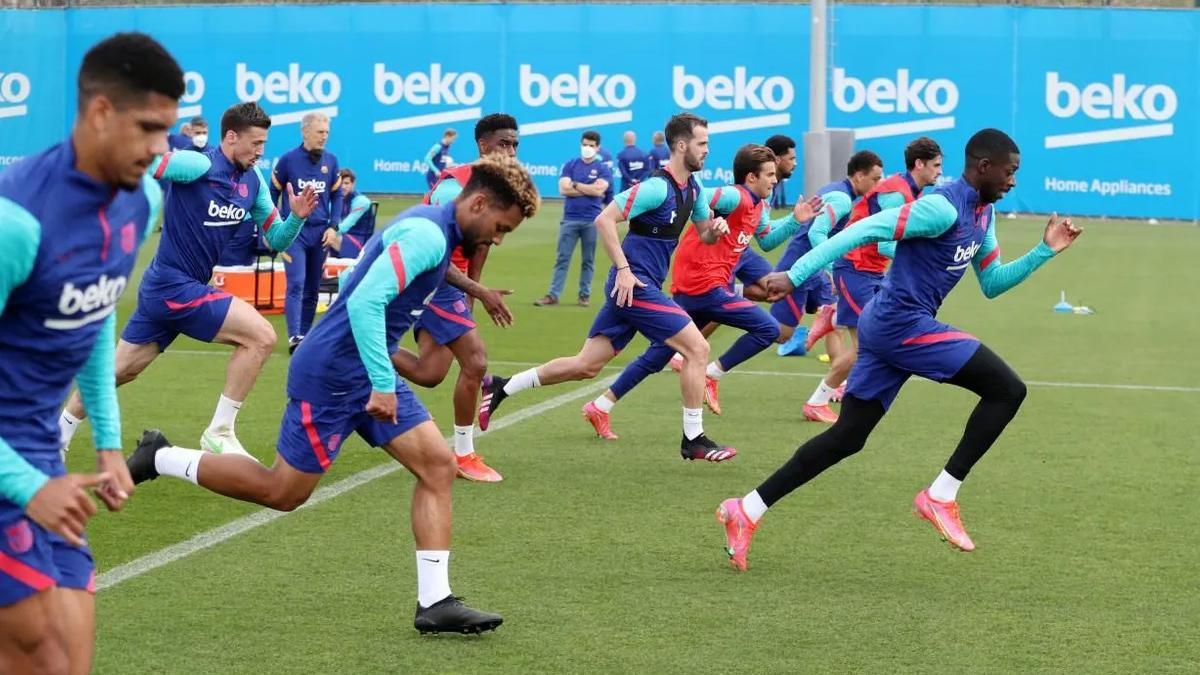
[169,115,208,152]
[479,113,739,462]
[322,168,375,260]
[646,130,669,172]
[388,114,521,483]
[272,111,342,353]
[580,144,821,438]
[0,33,183,674]
[423,128,458,188]
[124,153,540,634]
[59,102,319,459]
[616,130,648,192]
[806,137,943,424]
[715,129,1083,571]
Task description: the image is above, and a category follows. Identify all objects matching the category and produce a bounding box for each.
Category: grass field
[70,197,1198,673]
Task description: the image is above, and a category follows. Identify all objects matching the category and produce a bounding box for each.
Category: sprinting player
[423,128,458,188]
[0,33,183,674]
[272,111,342,353]
[322,168,375,259]
[715,129,1082,571]
[479,113,738,462]
[389,114,521,483]
[125,154,539,634]
[667,133,802,368]
[806,137,943,423]
[580,145,821,439]
[60,102,319,459]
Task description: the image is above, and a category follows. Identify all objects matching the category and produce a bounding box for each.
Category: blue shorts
[848,309,981,410]
[674,287,778,336]
[727,248,773,292]
[589,281,692,352]
[413,284,476,346]
[1,476,95,607]
[122,272,233,351]
[338,231,367,259]
[769,272,834,328]
[276,381,431,474]
[833,267,883,329]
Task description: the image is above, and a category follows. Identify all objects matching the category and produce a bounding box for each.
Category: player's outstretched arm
[148,150,211,184]
[348,219,447,412]
[444,264,513,328]
[764,194,958,299]
[252,168,314,251]
[755,195,821,251]
[597,178,669,305]
[336,194,372,234]
[972,212,1080,299]
[74,312,134,511]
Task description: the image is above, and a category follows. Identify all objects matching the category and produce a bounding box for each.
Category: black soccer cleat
[680,433,737,463]
[476,374,509,431]
[127,429,169,484]
[414,596,503,635]
[287,335,303,355]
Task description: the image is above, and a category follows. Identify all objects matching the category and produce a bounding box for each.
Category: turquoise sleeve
[141,175,163,237]
[972,215,1056,299]
[878,241,897,259]
[0,198,49,506]
[427,177,463,206]
[807,192,853,249]
[424,143,441,170]
[876,191,907,210]
[338,195,373,234]
[613,178,667,220]
[706,186,743,216]
[690,186,713,223]
[786,194,958,287]
[75,312,121,450]
[252,168,305,251]
[149,150,210,183]
[755,211,800,252]
[347,218,448,392]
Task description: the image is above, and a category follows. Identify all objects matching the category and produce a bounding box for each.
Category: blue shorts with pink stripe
[832,266,883,329]
[1,459,95,607]
[769,272,834,328]
[276,381,431,474]
[413,283,476,346]
[122,266,233,351]
[847,305,981,409]
[589,279,692,352]
[337,232,367,259]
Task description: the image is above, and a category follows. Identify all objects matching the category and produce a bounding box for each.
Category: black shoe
[680,433,737,463]
[477,374,509,431]
[288,335,304,355]
[414,596,503,635]
[128,429,169,484]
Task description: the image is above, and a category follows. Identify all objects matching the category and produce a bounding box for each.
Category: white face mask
[192,133,208,148]
[580,145,598,160]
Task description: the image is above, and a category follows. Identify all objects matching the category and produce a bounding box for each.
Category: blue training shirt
[270,145,343,227]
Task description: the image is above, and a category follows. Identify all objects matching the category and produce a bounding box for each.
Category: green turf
[73,197,1197,673]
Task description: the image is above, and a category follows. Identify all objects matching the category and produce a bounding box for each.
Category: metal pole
[809,0,827,133]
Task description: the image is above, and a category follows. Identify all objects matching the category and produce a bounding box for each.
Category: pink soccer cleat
[703,376,722,416]
[912,489,976,552]
[456,453,503,483]
[805,304,836,352]
[581,401,618,440]
[715,498,759,571]
[803,403,839,424]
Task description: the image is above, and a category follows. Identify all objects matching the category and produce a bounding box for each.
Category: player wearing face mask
[534,130,613,308]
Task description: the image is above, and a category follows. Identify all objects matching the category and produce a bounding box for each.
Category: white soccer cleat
[200,428,259,462]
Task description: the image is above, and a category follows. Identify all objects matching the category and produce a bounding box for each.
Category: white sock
[416,550,452,608]
[503,368,541,396]
[208,395,243,433]
[742,490,768,523]
[452,425,474,457]
[928,470,963,502]
[808,379,836,406]
[705,361,726,380]
[683,407,704,440]
[154,446,204,485]
[592,394,615,413]
[58,411,80,448]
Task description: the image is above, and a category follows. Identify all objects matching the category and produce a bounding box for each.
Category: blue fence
[1,3,1195,219]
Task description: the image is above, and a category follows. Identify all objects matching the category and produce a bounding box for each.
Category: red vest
[843,173,917,274]
[422,165,474,272]
[671,185,765,296]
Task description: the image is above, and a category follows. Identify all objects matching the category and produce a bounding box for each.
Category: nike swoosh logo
[184,461,196,478]
[421,558,442,564]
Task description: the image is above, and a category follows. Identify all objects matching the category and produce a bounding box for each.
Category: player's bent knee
[2,620,68,675]
[459,350,488,381]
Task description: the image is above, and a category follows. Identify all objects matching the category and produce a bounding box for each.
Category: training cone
[1053,290,1074,313]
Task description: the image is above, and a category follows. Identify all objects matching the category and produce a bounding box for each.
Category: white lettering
[672,66,794,112]
[519,64,635,108]
[832,68,958,115]
[1045,72,1177,121]
[236,63,341,105]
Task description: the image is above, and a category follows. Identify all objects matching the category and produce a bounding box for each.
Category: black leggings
[757,343,1027,507]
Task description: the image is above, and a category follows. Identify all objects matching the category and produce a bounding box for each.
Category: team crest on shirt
[237,183,249,199]
[321,165,329,174]
[5,519,33,554]
[120,221,137,254]
[453,299,467,313]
